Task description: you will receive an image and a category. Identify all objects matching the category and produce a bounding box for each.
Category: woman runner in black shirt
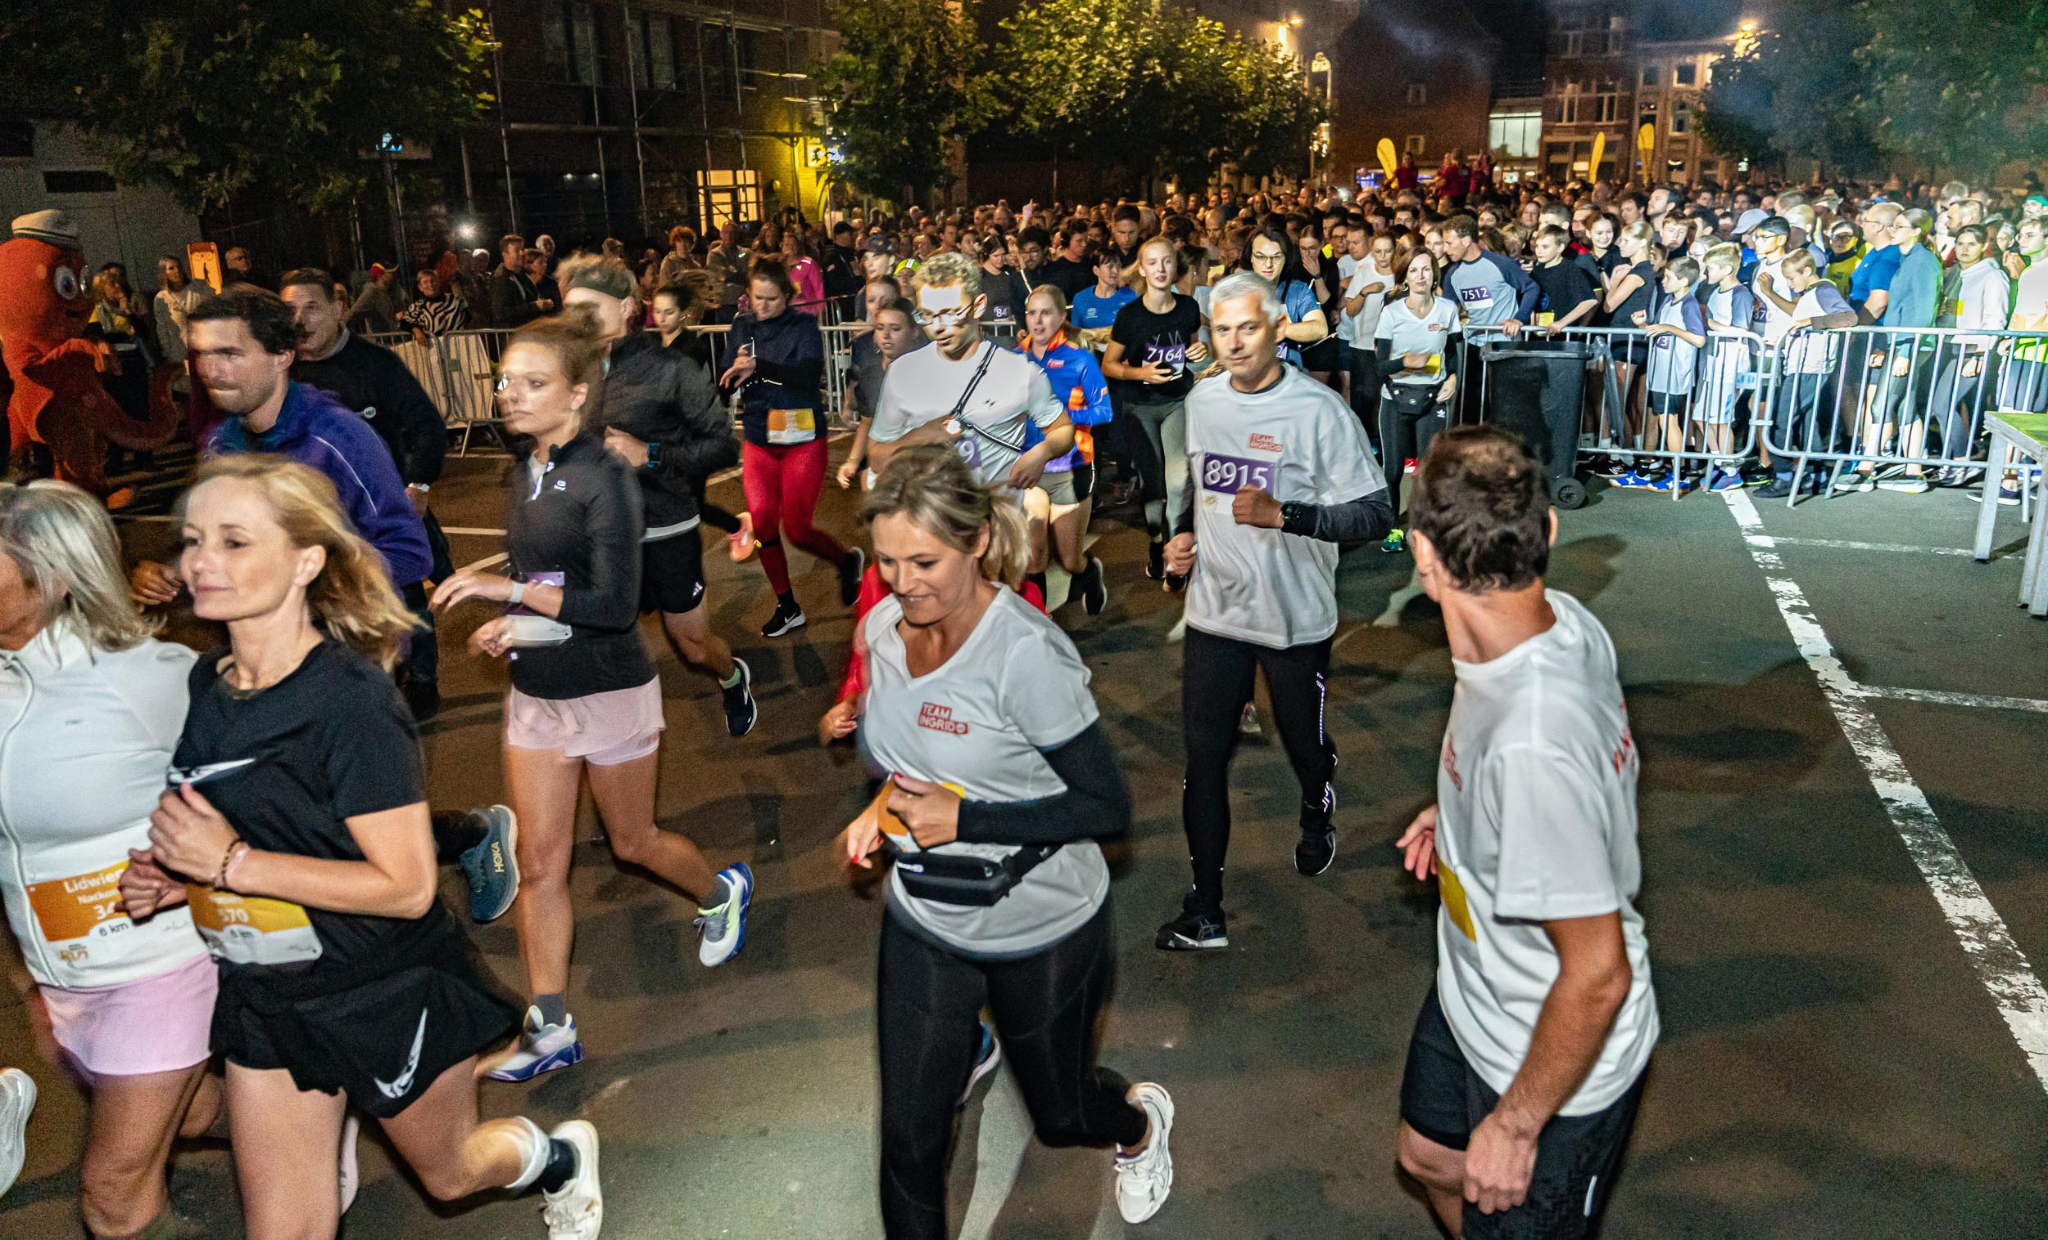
[433,315,755,1086]
[119,454,603,1239]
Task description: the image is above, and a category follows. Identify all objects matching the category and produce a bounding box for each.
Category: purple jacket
[206,382,434,588]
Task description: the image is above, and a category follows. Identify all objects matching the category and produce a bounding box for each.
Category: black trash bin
[1479,340,1595,509]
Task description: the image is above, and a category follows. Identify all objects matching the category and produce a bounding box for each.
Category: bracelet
[407,482,431,493]
[222,841,252,890]
[216,837,248,891]
[508,581,527,607]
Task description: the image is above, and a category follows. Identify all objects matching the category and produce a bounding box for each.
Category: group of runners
[0,185,1674,1240]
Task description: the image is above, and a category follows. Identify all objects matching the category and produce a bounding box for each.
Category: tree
[1,2,496,213]
[1696,4,1883,180]
[997,0,1323,192]
[1859,0,2048,181]
[814,0,997,205]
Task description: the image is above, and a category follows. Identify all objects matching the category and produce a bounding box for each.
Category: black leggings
[1123,399,1188,541]
[1181,628,1335,912]
[878,902,1145,1239]
[1380,385,1448,517]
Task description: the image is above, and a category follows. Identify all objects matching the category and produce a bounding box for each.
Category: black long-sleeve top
[291,332,449,485]
[503,431,654,699]
[599,331,738,530]
[718,308,826,447]
[955,723,1132,846]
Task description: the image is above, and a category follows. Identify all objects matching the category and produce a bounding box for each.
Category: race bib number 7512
[1202,453,1276,495]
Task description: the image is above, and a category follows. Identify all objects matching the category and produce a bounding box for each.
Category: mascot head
[0,210,91,348]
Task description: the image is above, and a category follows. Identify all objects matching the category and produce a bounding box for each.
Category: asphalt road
[4,447,2045,1239]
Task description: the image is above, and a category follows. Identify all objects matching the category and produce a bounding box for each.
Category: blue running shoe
[1645,473,1690,493]
[697,863,754,967]
[1610,471,1648,489]
[484,1006,584,1082]
[958,1022,1002,1109]
[459,805,520,923]
[1708,469,1743,492]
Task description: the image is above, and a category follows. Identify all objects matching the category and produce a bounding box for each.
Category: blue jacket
[207,382,434,588]
[1020,335,1112,472]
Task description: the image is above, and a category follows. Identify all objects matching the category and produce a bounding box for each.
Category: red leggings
[742,437,848,596]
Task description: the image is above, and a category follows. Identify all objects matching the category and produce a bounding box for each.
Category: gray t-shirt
[1183,366,1385,649]
[871,339,1062,490]
[859,589,1109,956]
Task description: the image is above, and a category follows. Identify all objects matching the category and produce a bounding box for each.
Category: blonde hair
[861,445,1029,589]
[0,480,157,652]
[183,456,419,669]
[1122,234,1182,293]
[1703,242,1741,273]
[505,312,606,439]
[911,250,982,299]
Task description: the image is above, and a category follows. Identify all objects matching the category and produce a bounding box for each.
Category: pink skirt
[505,678,665,765]
[41,953,217,1078]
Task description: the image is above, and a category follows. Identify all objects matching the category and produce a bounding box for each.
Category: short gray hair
[0,480,157,652]
[1209,272,1283,321]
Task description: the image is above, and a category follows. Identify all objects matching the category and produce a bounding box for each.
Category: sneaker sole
[700,864,753,967]
[469,808,520,923]
[957,1033,1002,1109]
[484,1039,584,1083]
[1295,835,1337,877]
[725,659,758,739]
[1155,931,1230,951]
[763,614,808,638]
[0,1069,35,1200]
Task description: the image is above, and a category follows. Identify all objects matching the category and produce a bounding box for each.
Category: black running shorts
[214,928,519,1120]
[641,527,707,616]
[1399,984,1646,1240]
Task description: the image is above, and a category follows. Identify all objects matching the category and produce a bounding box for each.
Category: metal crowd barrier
[1465,324,1776,505]
[1759,325,2048,500]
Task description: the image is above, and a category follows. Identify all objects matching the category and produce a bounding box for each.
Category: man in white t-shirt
[1391,425,1657,1239]
[1154,273,1392,952]
[1342,229,1395,433]
[870,251,1072,499]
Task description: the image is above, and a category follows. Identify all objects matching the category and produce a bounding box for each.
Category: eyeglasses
[914,307,974,328]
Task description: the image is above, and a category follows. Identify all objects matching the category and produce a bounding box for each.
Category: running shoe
[1643,473,1690,493]
[1834,469,1875,493]
[1591,457,1632,479]
[0,1068,34,1201]
[1754,478,1794,499]
[839,547,866,608]
[1295,826,1337,877]
[727,511,757,562]
[761,599,807,638]
[1114,1083,1176,1224]
[1707,469,1744,492]
[484,1008,584,1082]
[957,1022,1002,1109]
[1380,529,1406,554]
[722,658,758,738]
[1163,567,1187,594]
[1877,474,1930,494]
[1239,703,1261,736]
[1607,471,1646,489]
[1968,485,2022,506]
[459,805,520,923]
[541,1120,603,1240]
[1145,539,1166,581]
[339,1112,361,1214]
[1079,556,1108,616]
[1155,901,1229,951]
[696,863,754,967]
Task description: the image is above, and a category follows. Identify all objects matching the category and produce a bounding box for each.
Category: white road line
[1754,535,1982,558]
[1854,685,2048,715]
[1725,487,2048,1092]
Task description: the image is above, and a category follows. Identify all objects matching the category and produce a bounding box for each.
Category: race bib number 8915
[1202,453,1276,495]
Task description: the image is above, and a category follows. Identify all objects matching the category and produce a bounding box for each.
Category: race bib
[953,434,983,471]
[1655,334,1674,349]
[1201,452,1277,496]
[26,861,131,946]
[1458,285,1494,313]
[505,570,571,647]
[1434,860,1478,942]
[767,407,818,445]
[1142,340,1189,378]
[1533,311,1555,327]
[186,884,324,966]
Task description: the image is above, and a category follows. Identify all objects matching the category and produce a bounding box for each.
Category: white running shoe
[696,863,754,967]
[484,1007,585,1082]
[1114,1082,1175,1223]
[339,1111,361,1213]
[541,1120,602,1240]
[0,1067,34,1201]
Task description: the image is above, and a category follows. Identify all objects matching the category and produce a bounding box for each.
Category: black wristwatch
[644,441,663,469]
[1279,500,1316,537]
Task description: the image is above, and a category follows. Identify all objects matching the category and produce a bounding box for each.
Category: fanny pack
[892,842,1063,907]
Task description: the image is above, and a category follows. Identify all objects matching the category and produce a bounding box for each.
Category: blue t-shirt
[1278,279,1322,364]
[1072,287,1137,334]
[1849,244,1900,316]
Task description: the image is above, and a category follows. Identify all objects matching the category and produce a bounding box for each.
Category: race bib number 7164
[1202,453,1276,495]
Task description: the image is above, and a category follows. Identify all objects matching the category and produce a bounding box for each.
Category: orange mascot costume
[0,210,181,506]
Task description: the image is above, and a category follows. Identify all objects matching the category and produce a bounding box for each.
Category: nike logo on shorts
[375,1009,429,1100]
